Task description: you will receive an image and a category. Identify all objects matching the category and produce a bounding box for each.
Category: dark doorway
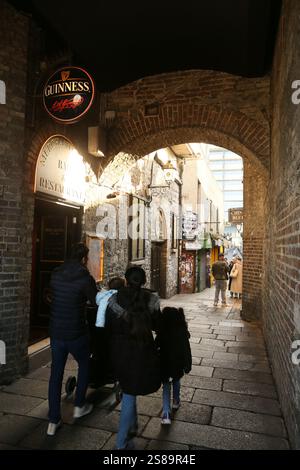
[29,198,82,344]
[151,241,166,298]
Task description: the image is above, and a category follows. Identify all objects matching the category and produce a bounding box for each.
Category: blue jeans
[48,334,90,424]
[116,393,138,449]
[162,379,180,415]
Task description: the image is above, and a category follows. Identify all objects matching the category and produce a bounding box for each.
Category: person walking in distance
[230,256,243,299]
[47,243,98,436]
[212,253,229,307]
[156,307,192,425]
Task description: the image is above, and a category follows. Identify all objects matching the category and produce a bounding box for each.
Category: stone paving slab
[181,375,222,391]
[228,347,267,357]
[102,434,148,450]
[20,421,111,450]
[190,337,201,344]
[216,334,236,341]
[189,365,214,378]
[172,402,212,425]
[0,392,44,415]
[212,328,243,335]
[0,443,24,450]
[200,339,226,349]
[223,379,277,399]
[192,357,201,365]
[211,407,287,438]
[191,348,214,359]
[136,396,163,417]
[235,334,265,341]
[239,354,269,363]
[142,417,289,450]
[212,367,274,385]
[146,440,189,450]
[26,366,69,384]
[213,351,239,361]
[77,407,149,433]
[2,378,49,399]
[0,414,43,445]
[225,341,265,349]
[201,358,271,373]
[192,389,281,416]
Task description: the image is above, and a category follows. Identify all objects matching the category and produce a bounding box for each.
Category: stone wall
[263,0,300,449]
[88,153,180,296]
[0,1,29,383]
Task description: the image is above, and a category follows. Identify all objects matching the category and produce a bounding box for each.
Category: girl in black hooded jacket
[155,306,192,424]
[105,267,161,449]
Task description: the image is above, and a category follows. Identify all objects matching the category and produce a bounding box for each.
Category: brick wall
[0,1,29,382]
[242,161,267,321]
[263,0,300,449]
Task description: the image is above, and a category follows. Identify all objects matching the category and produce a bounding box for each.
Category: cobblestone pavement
[0,289,290,450]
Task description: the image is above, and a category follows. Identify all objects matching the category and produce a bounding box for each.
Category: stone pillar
[241,161,267,321]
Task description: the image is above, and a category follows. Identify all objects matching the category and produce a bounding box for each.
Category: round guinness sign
[43,66,95,123]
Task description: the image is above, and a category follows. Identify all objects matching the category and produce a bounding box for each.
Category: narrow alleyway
[0,289,290,450]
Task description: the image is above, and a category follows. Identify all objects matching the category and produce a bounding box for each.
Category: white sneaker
[47,420,62,436]
[73,403,93,419]
[161,413,171,425]
[213,302,218,307]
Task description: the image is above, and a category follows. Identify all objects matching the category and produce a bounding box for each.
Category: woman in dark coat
[105,267,161,449]
[155,307,192,424]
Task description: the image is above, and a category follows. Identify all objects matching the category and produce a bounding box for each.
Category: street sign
[228,208,243,223]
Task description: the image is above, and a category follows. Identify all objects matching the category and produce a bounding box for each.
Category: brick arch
[107,111,269,177]
[105,70,270,176]
[107,126,268,178]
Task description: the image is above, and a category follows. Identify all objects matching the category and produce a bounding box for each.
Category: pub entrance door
[29,197,82,344]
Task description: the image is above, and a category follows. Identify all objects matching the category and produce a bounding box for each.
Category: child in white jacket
[95,277,125,327]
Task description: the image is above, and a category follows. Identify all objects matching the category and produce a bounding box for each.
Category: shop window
[129,196,146,261]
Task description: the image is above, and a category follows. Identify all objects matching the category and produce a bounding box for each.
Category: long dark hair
[120,267,152,343]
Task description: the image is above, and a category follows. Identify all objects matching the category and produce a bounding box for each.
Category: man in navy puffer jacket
[47,242,97,436]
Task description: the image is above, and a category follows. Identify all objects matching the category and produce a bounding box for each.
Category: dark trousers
[48,334,90,423]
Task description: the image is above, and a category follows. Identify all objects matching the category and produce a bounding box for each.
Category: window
[223,181,243,190]
[224,191,243,201]
[209,151,224,160]
[223,170,243,180]
[129,196,145,261]
[224,160,243,170]
[209,161,224,170]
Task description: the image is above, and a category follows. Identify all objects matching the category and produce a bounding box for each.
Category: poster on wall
[179,251,195,294]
